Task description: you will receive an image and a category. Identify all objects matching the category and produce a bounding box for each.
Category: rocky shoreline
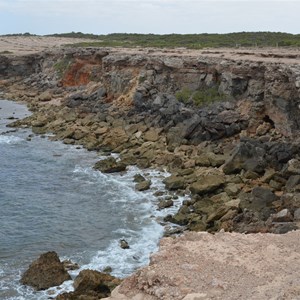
[1,45,300,299]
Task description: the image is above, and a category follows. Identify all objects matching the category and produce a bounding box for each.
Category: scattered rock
[190,175,225,195]
[62,259,80,271]
[135,180,151,191]
[94,157,127,173]
[163,176,186,190]
[120,239,130,249]
[271,209,293,222]
[39,91,52,102]
[158,199,174,209]
[133,173,146,183]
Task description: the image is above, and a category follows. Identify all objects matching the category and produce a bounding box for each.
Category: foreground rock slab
[21,251,71,290]
[104,231,300,300]
[57,269,121,300]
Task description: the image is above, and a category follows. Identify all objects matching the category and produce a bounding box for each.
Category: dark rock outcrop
[20,251,71,290]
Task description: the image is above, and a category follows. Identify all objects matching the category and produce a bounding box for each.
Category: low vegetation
[53,58,73,77]
[175,86,230,107]
[49,31,300,48]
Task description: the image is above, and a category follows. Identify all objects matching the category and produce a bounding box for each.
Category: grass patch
[49,31,300,49]
[176,87,230,107]
[53,58,73,77]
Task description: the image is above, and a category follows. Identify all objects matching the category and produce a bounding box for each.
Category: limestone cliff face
[1,48,300,139]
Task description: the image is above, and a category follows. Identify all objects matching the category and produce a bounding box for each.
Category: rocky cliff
[2,48,300,234]
[2,46,300,298]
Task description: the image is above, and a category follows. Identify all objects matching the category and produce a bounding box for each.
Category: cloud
[0,0,299,35]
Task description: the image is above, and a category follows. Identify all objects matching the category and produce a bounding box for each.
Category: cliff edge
[104,230,300,300]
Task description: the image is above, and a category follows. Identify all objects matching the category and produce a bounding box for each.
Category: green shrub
[53,58,73,77]
[175,87,193,103]
[176,87,229,107]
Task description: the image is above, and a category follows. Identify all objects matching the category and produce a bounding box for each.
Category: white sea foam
[4,152,188,300]
[0,135,23,144]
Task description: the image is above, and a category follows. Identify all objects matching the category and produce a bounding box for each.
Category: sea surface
[0,99,184,299]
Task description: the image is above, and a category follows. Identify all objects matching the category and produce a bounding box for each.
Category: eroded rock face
[20,251,71,290]
[2,47,300,237]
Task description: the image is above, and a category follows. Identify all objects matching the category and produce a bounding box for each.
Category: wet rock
[135,180,151,191]
[20,251,71,290]
[190,175,225,195]
[133,173,146,183]
[94,157,127,173]
[103,266,113,274]
[62,259,80,271]
[158,199,174,209]
[120,239,130,249]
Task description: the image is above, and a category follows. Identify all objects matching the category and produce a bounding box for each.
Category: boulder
[285,175,300,192]
[119,239,130,249]
[20,251,71,290]
[224,183,241,197]
[285,159,300,175]
[163,175,186,190]
[143,128,160,142]
[133,173,146,183]
[223,141,266,175]
[190,175,225,195]
[57,269,121,300]
[271,209,293,223]
[239,187,277,218]
[135,180,151,191]
[294,208,300,221]
[94,157,127,173]
[39,91,52,102]
[158,199,174,209]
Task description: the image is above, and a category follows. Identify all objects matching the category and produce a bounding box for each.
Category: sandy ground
[104,230,300,300]
[0,36,300,65]
[0,36,96,55]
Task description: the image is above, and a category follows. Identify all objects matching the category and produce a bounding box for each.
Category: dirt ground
[1,36,300,65]
[0,36,95,55]
[104,230,300,300]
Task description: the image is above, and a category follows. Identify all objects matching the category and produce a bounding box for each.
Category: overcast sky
[0,0,299,35]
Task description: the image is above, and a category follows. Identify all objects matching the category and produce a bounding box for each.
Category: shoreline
[0,98,188,299]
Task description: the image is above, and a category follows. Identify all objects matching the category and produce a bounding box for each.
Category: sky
[0,0,299,35]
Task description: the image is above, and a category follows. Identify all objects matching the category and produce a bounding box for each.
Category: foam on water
[0,135,23,144]
[0,100,187,300]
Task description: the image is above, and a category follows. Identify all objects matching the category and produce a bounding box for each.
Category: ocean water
[0,100,184,299]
